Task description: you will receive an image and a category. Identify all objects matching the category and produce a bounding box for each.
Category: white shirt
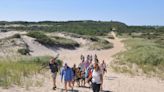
[92,70,102,84]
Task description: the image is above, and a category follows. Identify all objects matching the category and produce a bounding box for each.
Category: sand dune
[0,31,164,92]
[21,35,57,56]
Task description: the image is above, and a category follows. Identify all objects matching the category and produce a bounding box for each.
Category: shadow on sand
[102,90,112,92]
[57,88,79,92]
[57,87,112,92]
[104,76,118,80]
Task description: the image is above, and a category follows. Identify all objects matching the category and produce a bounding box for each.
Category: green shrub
[18,48,30,55]
[51,36,80,49]
[27,31,79,49]
[12,34,21,38]
[27,31,55,46]
[89,37,113,50]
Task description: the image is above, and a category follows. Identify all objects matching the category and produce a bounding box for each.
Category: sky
[0,0,163,25]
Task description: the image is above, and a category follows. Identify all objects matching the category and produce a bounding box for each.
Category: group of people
[49,54,107,92]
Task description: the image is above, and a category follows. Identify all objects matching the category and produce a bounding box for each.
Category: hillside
[0,21,127,35]
[0,21,164,36]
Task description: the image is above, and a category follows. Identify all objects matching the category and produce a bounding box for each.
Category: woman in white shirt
[88,63,103,92]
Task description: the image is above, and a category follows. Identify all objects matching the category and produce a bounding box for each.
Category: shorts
[51,72,57,79]
[76,78,81,82]
[82,77,85,81]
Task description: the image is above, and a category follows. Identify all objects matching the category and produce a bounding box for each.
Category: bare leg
[65,81,68,92]
[53,73,57,88]
[53,78,56,88]
[72,78,75,87]
[69,81,73,90]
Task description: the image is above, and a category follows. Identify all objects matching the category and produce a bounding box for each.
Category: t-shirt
[72,67,76,77]
[49,62,58,73]
[79,62,85,71]
[85,61,90,69]
[76,69,81,78]
[61,67,74,81]
[92,70,102,84]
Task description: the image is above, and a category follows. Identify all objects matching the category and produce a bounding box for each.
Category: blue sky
[0,0,163,25]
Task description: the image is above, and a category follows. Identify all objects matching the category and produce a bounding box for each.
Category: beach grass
[0,56,50,88]
[111,38,164,79]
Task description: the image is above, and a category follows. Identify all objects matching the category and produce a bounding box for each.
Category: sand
[0,31,164,92]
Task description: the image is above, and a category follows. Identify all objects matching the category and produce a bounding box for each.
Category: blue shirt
[61,67,73,81]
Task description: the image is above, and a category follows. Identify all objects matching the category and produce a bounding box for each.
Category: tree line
[0,20,163,35]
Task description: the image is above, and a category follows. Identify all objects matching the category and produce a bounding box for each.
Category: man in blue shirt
[61,63,74,92]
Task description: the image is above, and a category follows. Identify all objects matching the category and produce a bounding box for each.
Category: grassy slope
[0,56,63,88]
[0,56,50,88]
[111,38,164,79]
[88,37,113,50]
[27,31,79,49]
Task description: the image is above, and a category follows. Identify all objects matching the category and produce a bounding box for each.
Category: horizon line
[0,20,163,26]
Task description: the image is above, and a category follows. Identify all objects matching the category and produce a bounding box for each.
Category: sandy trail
[0,31,164,92]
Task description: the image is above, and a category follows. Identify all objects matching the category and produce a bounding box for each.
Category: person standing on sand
[89,55,93,64]
[100,60,107,75]
[75,67,82,87]
[79,62,85,87]
[72,64,77,87]
[88,63,103,92]
[85,58,90,69]
[61,63,74,92]
[94,54,99,64]
[100,60,107,91]
[49,55,59,90]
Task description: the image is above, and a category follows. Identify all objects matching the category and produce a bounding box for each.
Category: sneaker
[52,87,56,90]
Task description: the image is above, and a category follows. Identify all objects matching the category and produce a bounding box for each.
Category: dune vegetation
[0,56,63,88]
[27,31,79,49]
[0,56,49,88]
[111,37,164,79]
[0,21,127,36]
[88,37,113,50]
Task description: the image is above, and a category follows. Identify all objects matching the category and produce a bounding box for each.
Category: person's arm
[53,54,60,61]
[71,69,74,80]
[105,63,107,72]
[61,68,64,82]
[100,72,103,84]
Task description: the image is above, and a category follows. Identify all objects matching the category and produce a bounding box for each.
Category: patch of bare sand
[21,35,57,56]
[0,31,26,39]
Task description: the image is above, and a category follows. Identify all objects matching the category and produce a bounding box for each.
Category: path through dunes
[0,32,164,92]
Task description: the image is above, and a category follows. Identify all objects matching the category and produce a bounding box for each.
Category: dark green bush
[12,34,21,38]
[27,31,55,46]
[27,31,79,49]
[18,48,30,55]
